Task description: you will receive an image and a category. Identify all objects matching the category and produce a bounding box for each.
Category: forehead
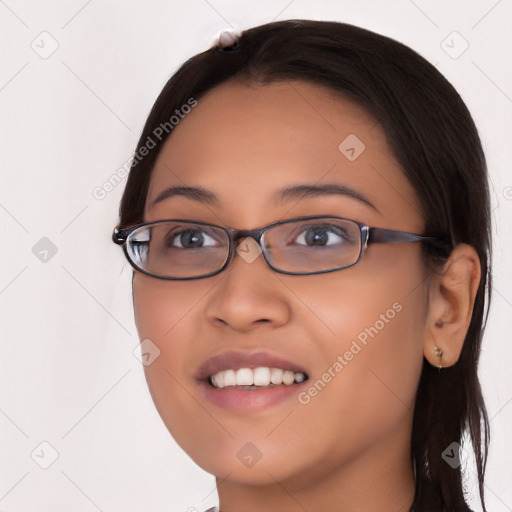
[145,79,423,230]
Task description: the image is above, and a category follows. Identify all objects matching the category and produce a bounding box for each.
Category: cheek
[315,307,424,474]
[296,255,427,452]
[132,274,206,341]
[132,277,196,413]
[287,254,424,399]
[132,275,222,466]
[133,276,174,338]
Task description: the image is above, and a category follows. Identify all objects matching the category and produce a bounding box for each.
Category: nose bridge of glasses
[224,227,270,273]
[228,226,266,247]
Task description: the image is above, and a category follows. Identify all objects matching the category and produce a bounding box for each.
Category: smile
[209,366,307,389]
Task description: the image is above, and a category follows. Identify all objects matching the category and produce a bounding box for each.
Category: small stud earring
[434,346,443,372]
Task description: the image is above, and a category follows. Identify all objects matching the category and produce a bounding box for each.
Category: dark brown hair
[114,19,492,512]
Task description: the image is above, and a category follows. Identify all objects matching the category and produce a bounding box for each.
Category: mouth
[195,350,310,413]
[206,366,308,389]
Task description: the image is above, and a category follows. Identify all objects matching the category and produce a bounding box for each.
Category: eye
[293,224,351,247]
[166,227,220,249]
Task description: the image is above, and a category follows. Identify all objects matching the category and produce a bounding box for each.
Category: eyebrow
[149,183,378,211]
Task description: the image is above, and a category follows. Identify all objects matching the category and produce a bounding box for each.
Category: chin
[201,459,300,486]
[176,438,297,482]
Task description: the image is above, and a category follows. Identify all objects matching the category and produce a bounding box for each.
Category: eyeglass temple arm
[367,227,448,246]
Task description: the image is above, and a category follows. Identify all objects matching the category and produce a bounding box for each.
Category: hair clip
[216,28,240,51]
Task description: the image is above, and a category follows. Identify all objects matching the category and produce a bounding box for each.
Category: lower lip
[197,379,309,413]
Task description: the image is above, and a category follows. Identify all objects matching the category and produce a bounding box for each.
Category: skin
[131,79,481,512]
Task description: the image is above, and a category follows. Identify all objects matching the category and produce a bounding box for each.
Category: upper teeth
[210,367,307,388]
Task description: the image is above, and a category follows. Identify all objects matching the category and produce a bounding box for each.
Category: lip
[197,378,309,413]
[195,349,310,414]
[195,349,308,380]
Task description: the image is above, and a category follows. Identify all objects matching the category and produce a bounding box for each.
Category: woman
[112,19,491,512]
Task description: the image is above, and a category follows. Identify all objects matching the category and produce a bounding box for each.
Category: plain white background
[1,1,511,511]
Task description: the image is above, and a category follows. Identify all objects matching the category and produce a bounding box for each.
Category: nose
[204,237,291,331]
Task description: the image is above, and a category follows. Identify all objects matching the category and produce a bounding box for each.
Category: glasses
[112,215,450,280]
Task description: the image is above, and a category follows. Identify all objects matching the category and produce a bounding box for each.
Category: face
[133,79,429,487]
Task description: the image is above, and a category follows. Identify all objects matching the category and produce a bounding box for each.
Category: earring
[434,346,443,372]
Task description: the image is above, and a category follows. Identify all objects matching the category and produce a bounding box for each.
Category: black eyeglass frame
[112,215,451,281]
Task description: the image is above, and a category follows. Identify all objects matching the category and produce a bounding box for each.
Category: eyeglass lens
[126,218,362,278]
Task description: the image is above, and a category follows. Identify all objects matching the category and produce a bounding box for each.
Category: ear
[423,243,481,368]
